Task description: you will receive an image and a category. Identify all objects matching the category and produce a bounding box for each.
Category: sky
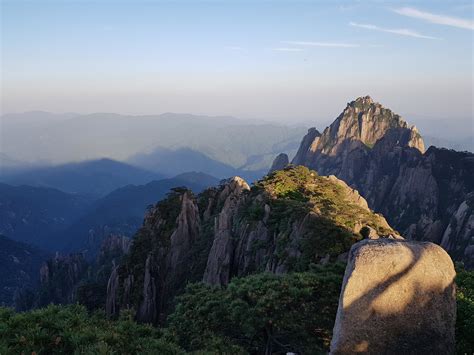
[1,0,473,135]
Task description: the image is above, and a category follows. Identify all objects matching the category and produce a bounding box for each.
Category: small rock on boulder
[330,239,456,355]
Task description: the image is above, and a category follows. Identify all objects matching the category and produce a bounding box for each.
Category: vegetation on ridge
[240,166,394,270]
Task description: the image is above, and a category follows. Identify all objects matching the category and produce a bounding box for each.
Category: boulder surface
[330,239,456,355]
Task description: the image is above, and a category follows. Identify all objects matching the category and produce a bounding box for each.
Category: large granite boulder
[330,239,456,355]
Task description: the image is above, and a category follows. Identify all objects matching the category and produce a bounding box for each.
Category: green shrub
[456,264,474,354]
[167,265,345,354]
[0,304,183,354]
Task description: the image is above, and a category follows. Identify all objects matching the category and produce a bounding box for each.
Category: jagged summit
[292,96,424,167]
[351,95,374,106]
[335,95,419,148]
[286,97,473,267]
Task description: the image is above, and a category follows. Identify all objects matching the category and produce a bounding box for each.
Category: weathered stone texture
[330,239,456,355]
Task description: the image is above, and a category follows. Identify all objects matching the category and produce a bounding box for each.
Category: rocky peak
[349,95,374,110]
[327,96,423,154]
[292,96,425,171]
[269,153,289,173]
[292,128,322,165]
[289,98,474,267]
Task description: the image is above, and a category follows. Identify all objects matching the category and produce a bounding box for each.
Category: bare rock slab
[330,239,456,355]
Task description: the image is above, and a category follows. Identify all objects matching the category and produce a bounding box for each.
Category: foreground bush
[167,264,345,354]
[0,304,183,354]
[456,264,474,354]
[1,263,472,354]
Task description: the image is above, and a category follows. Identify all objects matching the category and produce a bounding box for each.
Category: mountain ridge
[281,95,473,266]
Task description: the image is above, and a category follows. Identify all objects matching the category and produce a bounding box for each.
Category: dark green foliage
[296,216,356,270]
[455,264,474,354]
[0,304,183,354]
[75,283,107,311]
[167,265,345,354]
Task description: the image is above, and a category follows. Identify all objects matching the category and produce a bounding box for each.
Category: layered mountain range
[276,96,473,266]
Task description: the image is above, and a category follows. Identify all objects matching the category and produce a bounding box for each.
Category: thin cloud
[349,22,439,39]
[393,7,474,30]
[283,41,359,48]
[271,47,304,52]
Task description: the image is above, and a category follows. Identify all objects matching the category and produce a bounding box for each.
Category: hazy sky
[1,0,473,130]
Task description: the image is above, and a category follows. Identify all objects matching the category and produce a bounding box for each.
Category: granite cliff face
[441,192,474,269]
[106,166,400,323]
[37,253,88,306]
[290,96,473,265]
[15,235,131,310]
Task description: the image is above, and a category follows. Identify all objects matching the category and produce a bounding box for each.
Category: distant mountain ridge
[0,183,93,248]
[280,96,474,266]
[1,111,306,173]
[128,147,266,182]
[0,158,162,197]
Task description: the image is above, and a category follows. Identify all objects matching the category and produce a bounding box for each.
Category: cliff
[106,166,399,323]
[290,96,473,265]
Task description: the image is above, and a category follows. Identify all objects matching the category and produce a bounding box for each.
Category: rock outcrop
[107,166,400,323]
[107,188,203,323]
[292,127,322,166]
[290,96,474,265]
[16,234,131,311]
[268,153,289,173]
[37,253,88,306]
[203,177,250,285]
[330,239,456,354]
[441,192,474,269]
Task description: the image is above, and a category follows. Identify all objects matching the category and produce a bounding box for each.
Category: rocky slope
[106,166,400,324]
[0,235,50,307]
[286,96,474,265]
[16,235,131,310]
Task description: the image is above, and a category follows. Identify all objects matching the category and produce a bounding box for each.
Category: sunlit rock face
[330,239,456,355]
[291,96,474,265]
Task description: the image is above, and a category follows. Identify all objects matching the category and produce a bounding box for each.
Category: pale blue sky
[1,0,473,132]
